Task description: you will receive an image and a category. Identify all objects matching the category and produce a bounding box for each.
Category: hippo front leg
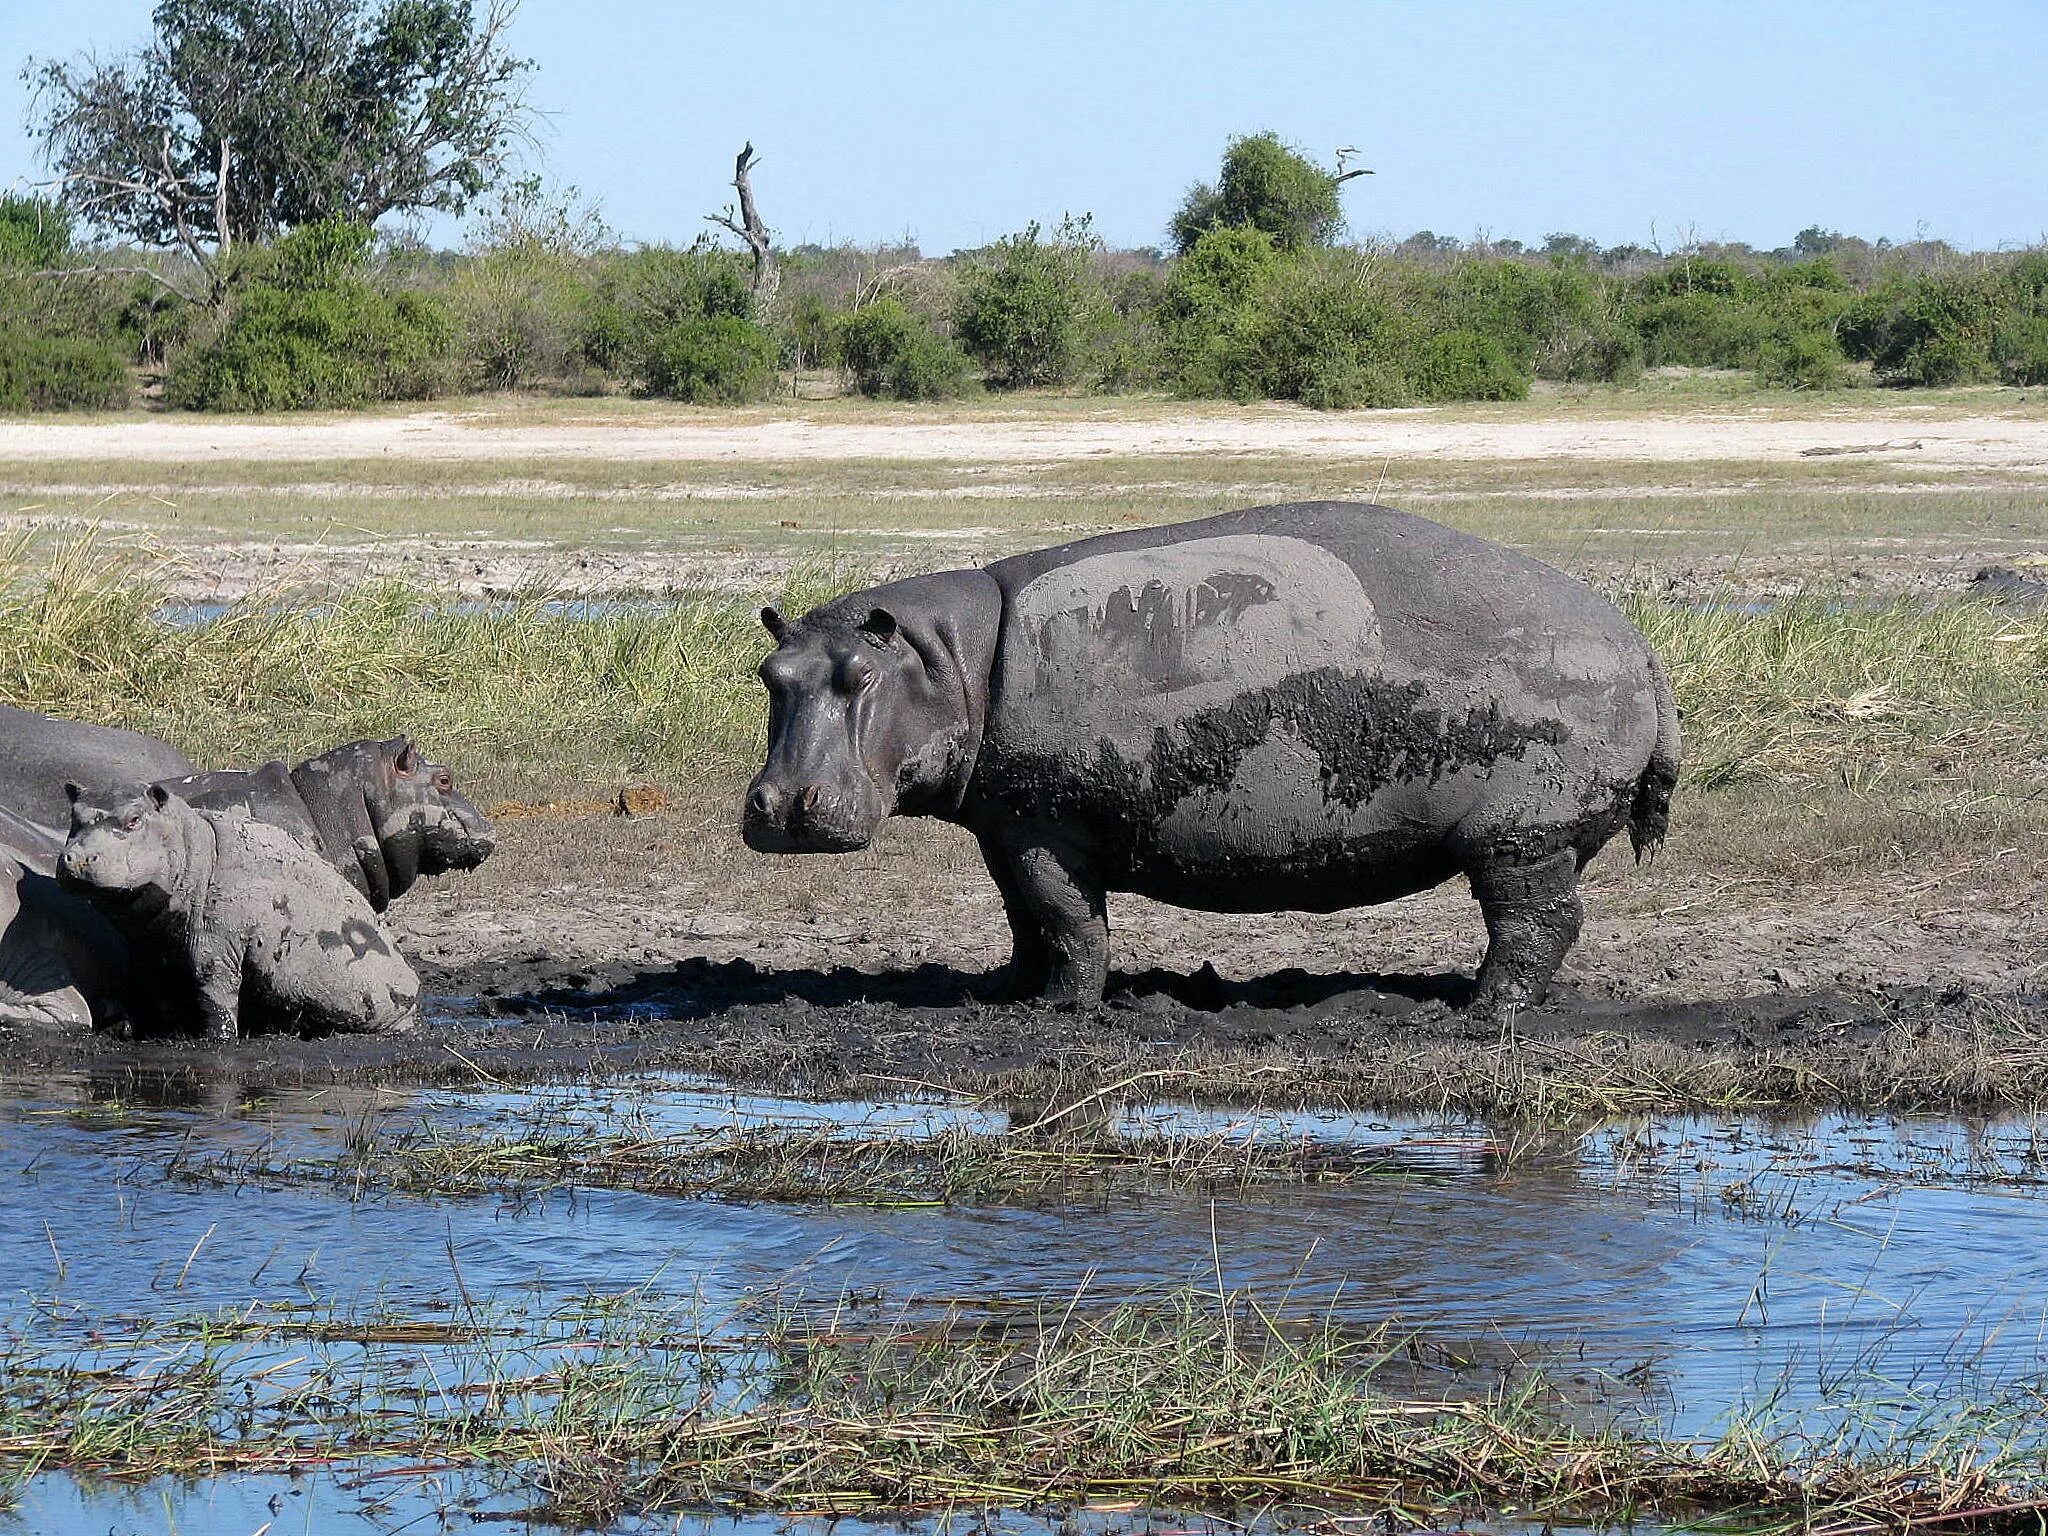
[977,826,1108,1007]
[1467,850,1583,1018]
[192,957,243,1042]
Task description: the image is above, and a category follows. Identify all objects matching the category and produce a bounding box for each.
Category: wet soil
[1,810,2039,1098]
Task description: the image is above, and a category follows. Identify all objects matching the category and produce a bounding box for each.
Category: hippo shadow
[491,956,1472,1022]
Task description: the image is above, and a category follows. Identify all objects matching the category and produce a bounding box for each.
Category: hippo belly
[978,531,1599,913]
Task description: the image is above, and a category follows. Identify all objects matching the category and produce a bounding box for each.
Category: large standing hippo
[0,705,196,828]
[59,786,421,1039]
[744,503,1680,1012]
[157,737,495,910]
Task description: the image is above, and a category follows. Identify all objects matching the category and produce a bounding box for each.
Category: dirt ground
[5,399,2048,467]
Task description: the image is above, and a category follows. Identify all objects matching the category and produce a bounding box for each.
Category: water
[4,1071,2047,1533]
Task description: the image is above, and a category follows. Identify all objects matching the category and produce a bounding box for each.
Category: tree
[26,0,532,299]
[1169,132,1369,255]
[706,142,776,298]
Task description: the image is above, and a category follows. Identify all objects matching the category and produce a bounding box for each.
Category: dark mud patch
[2,953,2039,1113]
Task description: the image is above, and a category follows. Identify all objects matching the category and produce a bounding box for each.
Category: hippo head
[296,738,496,907]
[57,782,187,904]
[744,590,988,854]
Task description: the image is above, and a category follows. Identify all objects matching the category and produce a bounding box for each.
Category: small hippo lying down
[746,502,1680,1012]
[158,737,495,911]
[0,703,197,828]
[59,785,420,1038]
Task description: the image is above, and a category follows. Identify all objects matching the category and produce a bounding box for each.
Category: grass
[5,1285,2048,1529]
[0,529,2040,849]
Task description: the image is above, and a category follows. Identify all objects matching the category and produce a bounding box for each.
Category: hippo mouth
[741,811,872,855]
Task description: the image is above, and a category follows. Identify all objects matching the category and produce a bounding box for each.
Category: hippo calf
[159,737,495,910]
[59,785,421,1038]
[745,503,1680,1012]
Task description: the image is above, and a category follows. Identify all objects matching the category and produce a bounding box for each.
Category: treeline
[5,186,2047,414]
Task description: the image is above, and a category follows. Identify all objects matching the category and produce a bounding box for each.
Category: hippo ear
[760,606,790,642]
[64,781,84,806]
[393,737,420,775]
[858,607,899,643]
[146,783,172,810]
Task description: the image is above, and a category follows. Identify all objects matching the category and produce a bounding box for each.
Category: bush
[1841,272,1999,385]
[1755,329,1848,390]
[1628,291,1768,368]
[1993,315,2048,386]
[581,246,769,397]
[1539,321,1644,385]
[1408,329,1529,401]
[639,315,776,404]
[0,196,72,269]
[1170,132,1347,254]
[833,297,973,399]
[1218,253,1415,409]
[0,328,129,411]
[449,244,596,390]
[166,222,454,411]
[953,220,1107,388]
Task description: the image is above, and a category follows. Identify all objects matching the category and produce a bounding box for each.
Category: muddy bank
[4,968,2042,1116]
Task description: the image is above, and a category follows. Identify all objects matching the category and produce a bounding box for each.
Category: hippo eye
[836,656,874,692]
[434,772,453,793]
[119,815,141,833]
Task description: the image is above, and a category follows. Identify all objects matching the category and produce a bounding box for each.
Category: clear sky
[2,0,2043,255]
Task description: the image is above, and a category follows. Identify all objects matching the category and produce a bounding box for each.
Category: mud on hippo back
[160,736,495,910]
[745,502,1680,1014]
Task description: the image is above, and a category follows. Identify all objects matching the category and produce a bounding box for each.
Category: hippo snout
[743,778,875,854]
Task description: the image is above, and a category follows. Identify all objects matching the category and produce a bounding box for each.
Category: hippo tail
[1629,650,1681,862]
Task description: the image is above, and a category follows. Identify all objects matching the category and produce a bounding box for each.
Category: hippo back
[976,503,1663,906]
[0,705,196,832]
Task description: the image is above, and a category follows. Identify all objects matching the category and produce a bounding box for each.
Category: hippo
[157,737,495,911]
[744,503,1680,1012]
[58,785,421,1039]
[0,704,196,829]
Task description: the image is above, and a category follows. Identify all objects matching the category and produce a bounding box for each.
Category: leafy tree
[954,218,1107,388]
[0,196,74,268]
[27,0,532,299]
[1170,132,1362,255]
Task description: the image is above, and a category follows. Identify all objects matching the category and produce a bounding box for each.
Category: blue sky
[2,0,2043,255]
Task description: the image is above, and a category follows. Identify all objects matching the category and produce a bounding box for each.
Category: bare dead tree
[708,142,776,299]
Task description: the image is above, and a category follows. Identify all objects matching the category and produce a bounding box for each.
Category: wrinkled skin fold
[745,502,1681,1013]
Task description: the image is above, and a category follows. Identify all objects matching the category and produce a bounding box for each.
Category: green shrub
[1841,272,1999,385]
[581,246,765,395]
[1993,315,2048,386]
[1540,321,1644,385]
[953,220,1108,388]
[1170,132,1347,254]
[449,244,596,390]
[1755,329,1848,390]
[833,296,973,399]
[639,315,776,404]
[166,222,454,411]
[0,328,129,411]
[1218,253,1415,409]
[1408,329,1529,401]
[0,196,72,269]
[780,291,834,371]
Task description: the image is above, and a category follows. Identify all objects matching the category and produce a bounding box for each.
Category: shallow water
[4,1071,2046,1532]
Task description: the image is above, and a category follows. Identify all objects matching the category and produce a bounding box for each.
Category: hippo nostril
[798,784,821,815]
[746,783,777,820]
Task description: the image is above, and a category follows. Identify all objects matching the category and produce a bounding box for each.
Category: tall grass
[0,535,2041,821]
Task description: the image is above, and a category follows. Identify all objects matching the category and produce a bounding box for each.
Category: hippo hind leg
[1467,849,1583,1016]
[976,826,1108,1007]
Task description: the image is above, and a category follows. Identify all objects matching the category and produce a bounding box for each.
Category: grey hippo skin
[0,704,196,829]
[158,737,495,911]
[58,786,421,1039]
[0,806,162,1033]
[745,502,1681,1013]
